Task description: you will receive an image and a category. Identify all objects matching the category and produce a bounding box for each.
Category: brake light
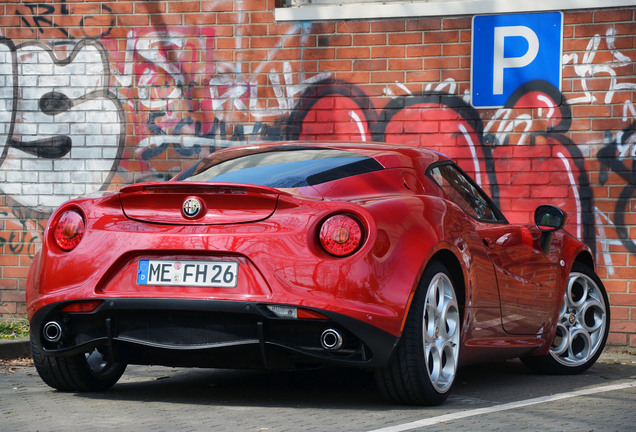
[319,214,364,257]
[297,308,329,320]
[54,210,85,251]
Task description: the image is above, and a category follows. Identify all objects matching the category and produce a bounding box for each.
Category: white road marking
[368,381,636,432]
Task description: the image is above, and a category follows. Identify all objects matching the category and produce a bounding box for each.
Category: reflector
[266,305,330,320]
[267,305,297,318]
[61,300,102,313]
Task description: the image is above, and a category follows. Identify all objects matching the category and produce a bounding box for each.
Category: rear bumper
[30,298,399,369]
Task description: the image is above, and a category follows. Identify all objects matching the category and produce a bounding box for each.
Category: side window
[428,163,504,223]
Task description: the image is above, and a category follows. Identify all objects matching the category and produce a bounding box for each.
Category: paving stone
[1,353,634,431]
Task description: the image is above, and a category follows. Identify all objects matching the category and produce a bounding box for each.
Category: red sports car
[26,141,609,405]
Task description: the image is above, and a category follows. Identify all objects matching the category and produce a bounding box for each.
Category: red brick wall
[0,1,634,346]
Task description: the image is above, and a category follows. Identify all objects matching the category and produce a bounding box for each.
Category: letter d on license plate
[137,259,238,288]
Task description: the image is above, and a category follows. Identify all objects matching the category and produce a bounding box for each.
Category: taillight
[54,210,85,251]
[319,214,364,257]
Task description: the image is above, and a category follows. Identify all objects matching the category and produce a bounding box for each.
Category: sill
[275,0,635,21]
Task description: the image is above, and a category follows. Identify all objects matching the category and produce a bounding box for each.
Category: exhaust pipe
[43,321,63,343]
[320,329,343,351]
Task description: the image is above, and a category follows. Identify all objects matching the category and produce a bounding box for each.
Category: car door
[474,222,560,335]
[427,162,560,335]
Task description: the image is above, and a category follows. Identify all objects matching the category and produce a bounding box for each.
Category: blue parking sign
[471,12,563,108]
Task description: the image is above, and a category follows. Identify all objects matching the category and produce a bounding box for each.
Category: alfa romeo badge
[182,197,202,218]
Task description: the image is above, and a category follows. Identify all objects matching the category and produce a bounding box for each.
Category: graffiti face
[0,39,124,208]
[0,40,16,164]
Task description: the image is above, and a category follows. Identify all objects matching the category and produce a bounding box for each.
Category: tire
[375,261,461,405]
[521,262,610,375]
[31,333,126,392]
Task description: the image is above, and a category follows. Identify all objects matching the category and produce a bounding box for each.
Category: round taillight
[54,210,85,251]
[319,214,364,257]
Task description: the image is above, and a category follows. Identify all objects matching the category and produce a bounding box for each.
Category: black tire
[521,262,610,375]
[375,261,461,405]
[31,333,126,392]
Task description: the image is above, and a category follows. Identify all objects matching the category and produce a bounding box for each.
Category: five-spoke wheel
[522,262,609,374]
[423,272,460,394]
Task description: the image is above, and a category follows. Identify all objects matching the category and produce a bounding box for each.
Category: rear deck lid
[119,183,283,225]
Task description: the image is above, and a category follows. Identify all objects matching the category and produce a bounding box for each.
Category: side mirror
[534,205,566,232]
[534,205,565,253]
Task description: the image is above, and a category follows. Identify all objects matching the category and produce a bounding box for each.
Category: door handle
[482,237,495,249]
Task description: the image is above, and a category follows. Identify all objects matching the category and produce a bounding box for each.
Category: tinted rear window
[178,148,384,188]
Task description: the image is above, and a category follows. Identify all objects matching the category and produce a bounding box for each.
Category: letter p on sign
[472,12,563,108]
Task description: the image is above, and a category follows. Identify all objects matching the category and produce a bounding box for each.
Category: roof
[196,140,449,173]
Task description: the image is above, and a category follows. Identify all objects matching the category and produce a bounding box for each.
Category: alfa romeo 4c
[27,142,609,405]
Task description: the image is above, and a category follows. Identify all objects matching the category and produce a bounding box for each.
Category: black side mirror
[534,205,566,232]
[534,205,565,253]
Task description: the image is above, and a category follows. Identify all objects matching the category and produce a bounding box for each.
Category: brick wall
[0,1,634,346]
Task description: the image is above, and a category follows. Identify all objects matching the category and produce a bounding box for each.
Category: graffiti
[502,82,593,243]
[0,19,632,271]
[282,78,595,252]
[0,207,46,258]
[137,112,289,161]
[564,28,636,105]
[10,1,114,39]
[0,3,632,327]
[0,37,125,209]
[107,27,226,164]
[110,24,636,261]
[16,2,69,38]
[210,61,331,122]
[105,26,329,163]
[598,122,636,254]
[483,108,533,147]
[110,28,213,112]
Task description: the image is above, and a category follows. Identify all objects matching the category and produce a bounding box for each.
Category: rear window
[177,148,384,188]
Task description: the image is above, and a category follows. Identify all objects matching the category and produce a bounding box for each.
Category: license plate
[137,259,238,288]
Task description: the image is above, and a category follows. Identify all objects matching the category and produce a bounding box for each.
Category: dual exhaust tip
[320,328,343,351]
[43,321,63,343]
[44,320,344,351]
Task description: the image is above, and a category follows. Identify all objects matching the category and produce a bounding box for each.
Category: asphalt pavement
[1,344,634,432]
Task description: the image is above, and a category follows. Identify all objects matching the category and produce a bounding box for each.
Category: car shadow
[79,365,388,409]
[75,355,636,409]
